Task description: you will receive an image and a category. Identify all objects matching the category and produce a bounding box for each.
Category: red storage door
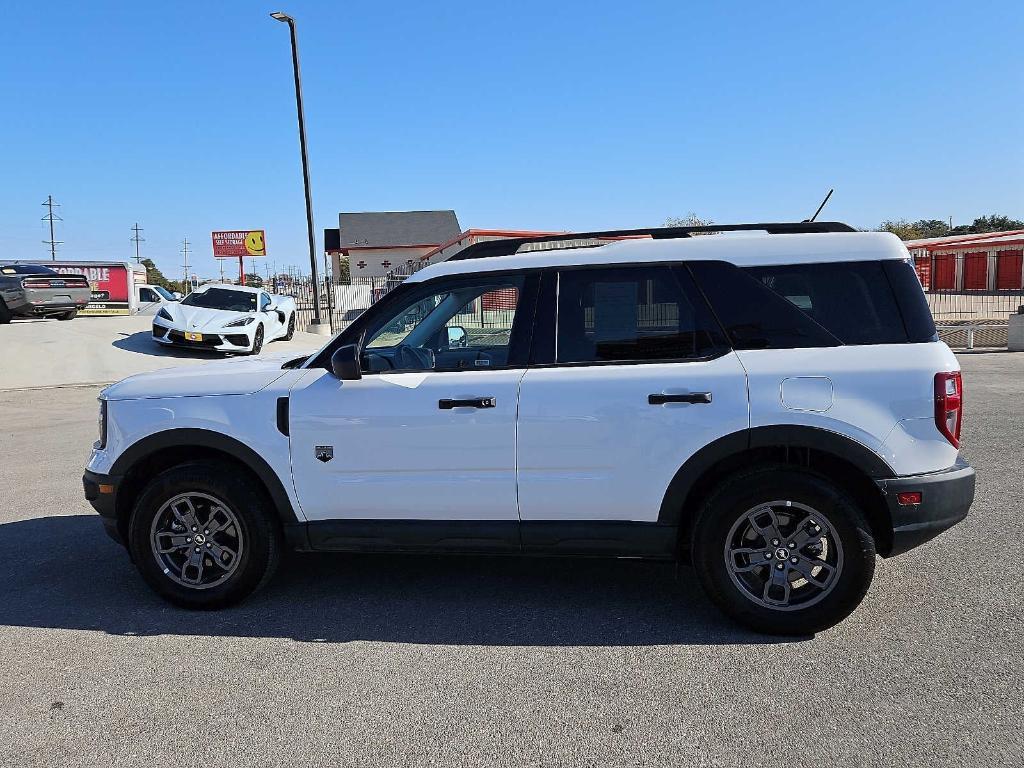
[962,252,988,290]
[933,253,956,289]
[995,250,1023,290]
[914,256,931,288]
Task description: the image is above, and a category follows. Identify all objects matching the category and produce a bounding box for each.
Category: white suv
[83,223,975,634]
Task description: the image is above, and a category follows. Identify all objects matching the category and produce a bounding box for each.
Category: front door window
[363,277,525,373]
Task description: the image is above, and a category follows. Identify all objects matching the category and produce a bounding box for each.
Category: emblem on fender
[315,445,333,463]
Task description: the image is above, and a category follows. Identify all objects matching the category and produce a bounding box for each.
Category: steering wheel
[393,344,435,371]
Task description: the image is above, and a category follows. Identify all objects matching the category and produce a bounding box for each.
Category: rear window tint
[883,259,938,343]
[687,261,839,350]
[556,265,726,363]
[743,261,909,345]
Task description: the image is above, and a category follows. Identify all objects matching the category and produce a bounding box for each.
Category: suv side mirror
[446,325,467,348]
[331,344,362,380]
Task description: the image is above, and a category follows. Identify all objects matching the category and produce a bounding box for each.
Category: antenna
[806,188,834,222]
[130,223,146,264]
[180,237,191,295]
[41,195,63,260]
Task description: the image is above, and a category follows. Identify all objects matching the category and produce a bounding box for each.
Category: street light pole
[271,11,323,329]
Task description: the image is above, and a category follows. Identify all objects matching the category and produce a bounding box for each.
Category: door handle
[648,392,712,405]
[439,397,497,410]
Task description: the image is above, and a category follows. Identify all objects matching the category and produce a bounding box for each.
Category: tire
[250,324,264,355]
[691,465,875,635]
[57,309,77,321]
[0,300,11,324]
[283,313,295,341]
[127,462,282,609]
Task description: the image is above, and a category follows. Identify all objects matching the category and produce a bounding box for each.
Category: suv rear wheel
[127,462,281,608]
[692,466,876,635]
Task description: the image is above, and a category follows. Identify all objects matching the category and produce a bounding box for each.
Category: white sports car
[152,284,297,354]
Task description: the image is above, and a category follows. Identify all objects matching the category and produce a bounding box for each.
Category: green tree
[880,215,1024,241]
[878,219,946,240]
[237,273,264,287]
[665,213,717,235]
[949,214,1024,236]
[141,258,172,288]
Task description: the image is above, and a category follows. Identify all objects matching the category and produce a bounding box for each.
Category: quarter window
[744,261,910,345]
[555,266,725,363]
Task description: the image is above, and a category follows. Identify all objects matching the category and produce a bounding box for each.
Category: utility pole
[41,195,63,260]
[219,259,225,283]
[130,223,145,264]
[270,12,324,330]
[181,237,192,295]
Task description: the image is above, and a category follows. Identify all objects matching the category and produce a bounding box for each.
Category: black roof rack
[448,221,857,261]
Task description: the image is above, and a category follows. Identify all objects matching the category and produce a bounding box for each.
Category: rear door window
[555,265,726,363]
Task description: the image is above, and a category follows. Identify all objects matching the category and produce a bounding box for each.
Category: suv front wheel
[127,462,282,609]
[692,466,876,635]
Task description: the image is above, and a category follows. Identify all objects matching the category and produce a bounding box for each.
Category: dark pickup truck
[0,263,91,322]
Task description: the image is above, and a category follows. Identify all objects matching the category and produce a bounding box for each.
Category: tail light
[934,371,963,448]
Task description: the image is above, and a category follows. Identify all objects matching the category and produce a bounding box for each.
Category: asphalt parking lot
[0,350,1021,767]
[0,315,326,390]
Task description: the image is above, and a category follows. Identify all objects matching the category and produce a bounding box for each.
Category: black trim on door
[298,519,678,558]
[648,392,712,405]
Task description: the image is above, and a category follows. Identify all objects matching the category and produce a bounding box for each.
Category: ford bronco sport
[83,222,975,634]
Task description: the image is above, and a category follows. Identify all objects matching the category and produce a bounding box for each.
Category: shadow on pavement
[0,515,796,647]
[111,331,225,359]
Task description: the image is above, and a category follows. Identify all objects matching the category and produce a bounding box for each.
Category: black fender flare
[657,425,896,524]
[110,428,298,524]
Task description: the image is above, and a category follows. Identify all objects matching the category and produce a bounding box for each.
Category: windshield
[181,288,257,312]
[152,285,176,301]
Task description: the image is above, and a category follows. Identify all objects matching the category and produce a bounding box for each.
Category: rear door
[516,264,749,529]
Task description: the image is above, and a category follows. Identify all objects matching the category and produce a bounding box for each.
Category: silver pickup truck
[0,262,91,322]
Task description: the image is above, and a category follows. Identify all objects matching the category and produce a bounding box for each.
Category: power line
[130,223,146,263]
[41,195,63,260]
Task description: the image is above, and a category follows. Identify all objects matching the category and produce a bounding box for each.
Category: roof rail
[448,221,858,261]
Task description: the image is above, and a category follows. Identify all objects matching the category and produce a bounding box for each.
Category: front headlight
[97,399,108,450]
[224,316,255,327]
[156,307,173,322]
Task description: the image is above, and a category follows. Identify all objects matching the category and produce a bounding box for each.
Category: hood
[102,352,299,401]
[166,304,254,331]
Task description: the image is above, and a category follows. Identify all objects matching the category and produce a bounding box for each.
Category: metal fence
[912,251,1023,348]
[278,253,1023,349]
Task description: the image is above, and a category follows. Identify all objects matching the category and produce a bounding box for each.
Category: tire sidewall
[127,463,278,609]
[693,467,876,635]
[251,324,264,355]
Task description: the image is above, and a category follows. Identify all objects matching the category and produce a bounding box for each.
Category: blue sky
[2,0,1022,279]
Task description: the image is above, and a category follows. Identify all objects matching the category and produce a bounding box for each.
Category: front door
[136,286,161,315]
[288,273,532,525]
[516,264,749,525]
